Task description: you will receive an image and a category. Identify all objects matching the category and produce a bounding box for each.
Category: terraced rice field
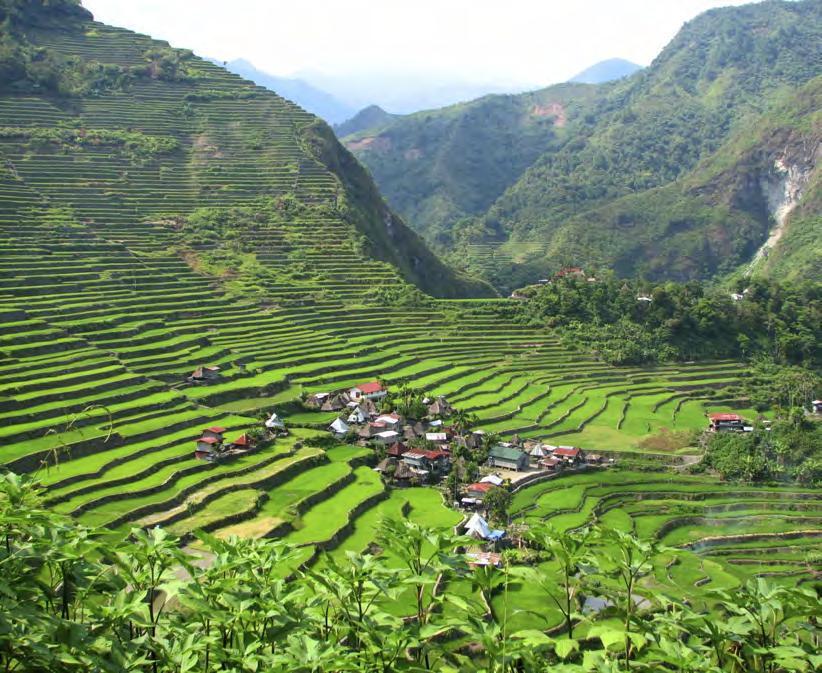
[0,14,818,625]
[496,469,822,630]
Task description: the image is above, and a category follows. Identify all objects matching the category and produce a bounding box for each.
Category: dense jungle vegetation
[1,473,820,673]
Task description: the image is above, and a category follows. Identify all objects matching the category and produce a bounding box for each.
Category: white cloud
[82,0,760,88]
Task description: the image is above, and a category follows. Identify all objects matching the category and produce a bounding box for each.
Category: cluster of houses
[312,380,605,489]
[193,412,286,462]
[194,426,255,462]
[460,443,599,507]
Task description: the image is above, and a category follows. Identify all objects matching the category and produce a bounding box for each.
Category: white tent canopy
[265,412,285,429]
[465,512,492,540]
[479,474,503,486]
[347,406,367,423]
[329,418,350,434]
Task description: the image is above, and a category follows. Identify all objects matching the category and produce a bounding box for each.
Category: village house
[479,474,504,487]
[528,443,551,463]
[707,413,746,432]
[195,436,221,459]
[373,457,422,485]
[466,551,502,567]
[305,392,330,408]
[227,433,254,451]
[539,457,562,471]
[391,460,419,485]
[487,445,529,471]
[264,412,285,431]
[464,481,495,501]
[386,441,408,458]
[425,432,448,444]
[329,417,350,437]
[374,456,396,475]
[201,426,225,441]
[813,400,822,414]
[347,405,368,424]
[349,381,387,402]
[321,394,348,412]
[427,396,452,417]
[374,430,400,444]
[188,365,221,383]
[552,446,583,464]
[402,449,450,474]
[464,512,505,542]
[374,412,402,430]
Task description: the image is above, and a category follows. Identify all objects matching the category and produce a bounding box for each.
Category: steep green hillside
[491,0,821,242]
[0,0,491,299]
[342,83,601,243]
[347,0,821,288]
[524,75,822,282]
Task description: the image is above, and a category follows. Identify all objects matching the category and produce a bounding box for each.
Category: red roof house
[358,381,384,394]
[707,413,742,422]
[422,449,450,460]
[386,442,408,457]
[553,446,581,460]
[202,425,226,438]
[229,434,254,448]
[195,435,221,458]
[465,482,495,498]
[707,413,745,432]
[349,381,387,400]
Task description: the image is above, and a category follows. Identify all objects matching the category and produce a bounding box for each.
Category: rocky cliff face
[751,141,820,269]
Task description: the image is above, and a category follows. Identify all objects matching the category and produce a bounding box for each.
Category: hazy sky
[83,0,759,88]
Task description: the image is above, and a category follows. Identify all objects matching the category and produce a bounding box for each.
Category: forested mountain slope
[341,83,601,243]
[347,0,821,289]
[0,0,492,299]
[538,75,822,280]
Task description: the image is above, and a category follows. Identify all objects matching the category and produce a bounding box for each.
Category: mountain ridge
[344,0,822,290]
[568,57,643,84]
[219,58,357,125]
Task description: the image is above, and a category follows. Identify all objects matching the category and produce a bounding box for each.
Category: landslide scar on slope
[345,136,392,152]
[531,102,566,127]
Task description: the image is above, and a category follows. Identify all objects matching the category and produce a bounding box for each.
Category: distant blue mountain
[333,105,399,137]
[569,58,643,84]
[218,58,357,124]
